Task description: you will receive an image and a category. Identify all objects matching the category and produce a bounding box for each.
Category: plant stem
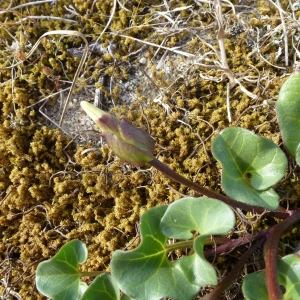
[202,237,267,300]
[264,208,300,300]
[165,240,193,251]
[204,228,271,258]
[80,271,105,277]
[149,158,289,217]
[165,237,232,252]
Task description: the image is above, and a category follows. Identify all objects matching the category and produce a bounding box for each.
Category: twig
[0,279,22,300]
[202,237,267,300]
[214,0,234,82]
[204,228,271,258]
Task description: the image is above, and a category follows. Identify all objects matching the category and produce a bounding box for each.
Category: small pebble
[139,57,147,64]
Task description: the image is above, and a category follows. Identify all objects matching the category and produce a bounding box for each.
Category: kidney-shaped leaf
[160,197,235,287]
[212,127,287,210]
[176,235,218,287]
[36,239,88,300]
[242,253,300,299]
[110,206,201,300]
[81,273,120,300]
[160,197,235,239]
[276,72,300,158]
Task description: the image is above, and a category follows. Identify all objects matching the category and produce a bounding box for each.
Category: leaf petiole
[164,237,233,253]
[80,271,105,277]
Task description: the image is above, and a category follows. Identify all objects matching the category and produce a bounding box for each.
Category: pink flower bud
[80,101,120,137]
[80,101,154,166]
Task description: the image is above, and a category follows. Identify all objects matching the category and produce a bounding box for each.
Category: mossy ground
[1,0,300,299]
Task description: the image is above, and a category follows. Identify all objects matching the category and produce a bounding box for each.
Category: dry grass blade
[89,0,116,54]
[0,30,89,128]
[2,1,300,299]
[0,0,54,14]
[275,0,289,66]
[112,33,196,58]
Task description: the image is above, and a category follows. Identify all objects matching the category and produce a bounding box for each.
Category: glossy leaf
[176,235,218,287]
[81,274,120,300]
[36,239,88,300]
[111,200,234,299]
[111,206,200,300]
[160,197,235,239]
[242,254,300,299]
[160,197,235,286]
[276,72,300,158]
[212,127,287,210]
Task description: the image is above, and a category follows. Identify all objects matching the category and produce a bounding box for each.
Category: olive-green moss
[1,0,300,298]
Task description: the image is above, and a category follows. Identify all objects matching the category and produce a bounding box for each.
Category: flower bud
[80,101,120,137]
[80,101,154,166]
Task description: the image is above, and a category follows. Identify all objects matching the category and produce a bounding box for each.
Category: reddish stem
[202,237,267,300]
[204,228,271,258]
[264,208,300,300]
[149,158,290,218]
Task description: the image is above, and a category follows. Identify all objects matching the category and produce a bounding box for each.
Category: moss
[1,0,300,298]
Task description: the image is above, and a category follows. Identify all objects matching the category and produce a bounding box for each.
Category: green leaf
[242,254,300,299]
[242,270,268,299]
[160,197,235,286]
[160,197,235,239]
[111,199,234,299]
[110,206,200,300]
[175,235,217,287]
[211,127,287,210]
[36,240,88,300]
[276,72,300,158]
[121,295,135,300]
[81,274,120,300]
